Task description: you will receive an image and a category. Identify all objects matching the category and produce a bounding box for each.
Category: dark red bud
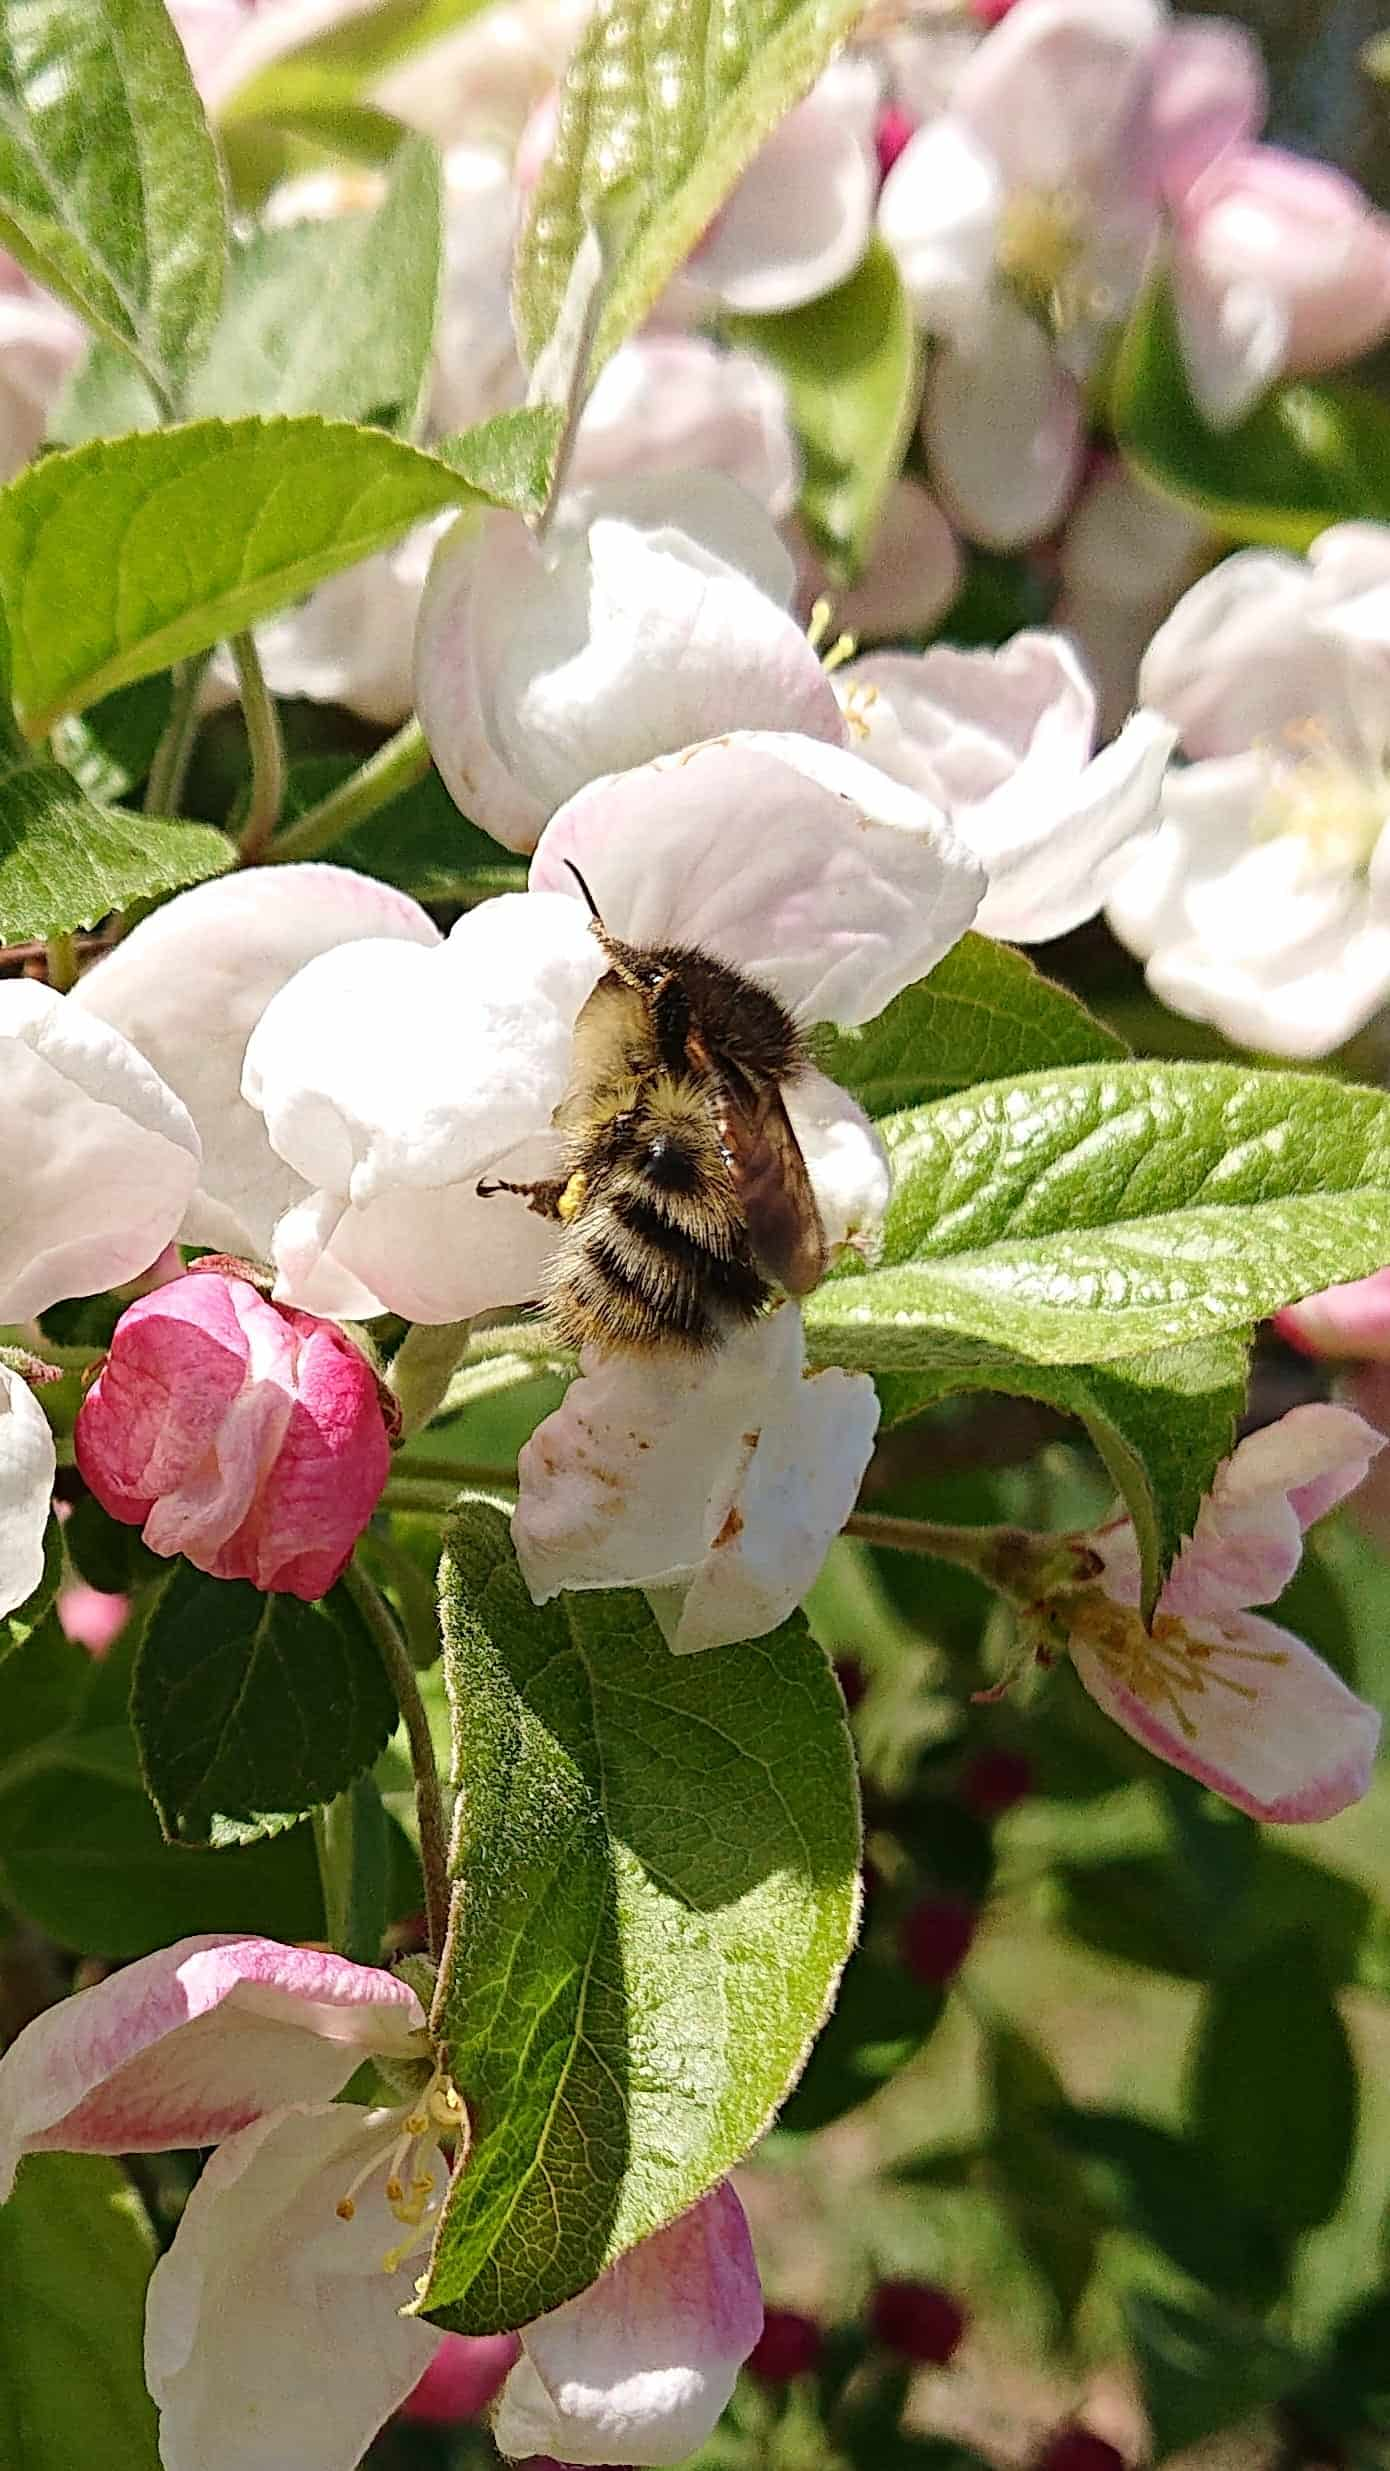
[899,1894,978,1985]
[748,2308,823,2383]
[834,1656,868,1712]
[1033,2428,1127,2471]
[961,1748,1034,1818]
[870,2280,967,2365]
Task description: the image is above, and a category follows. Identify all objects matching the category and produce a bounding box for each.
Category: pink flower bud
[1275,1270,1390,1364]
[75,1274,390,1601]
[1180,145,1390,377]
[399,2333,521,2426]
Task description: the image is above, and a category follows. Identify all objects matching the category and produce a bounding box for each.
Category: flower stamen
[1252,721,1389,876]
[1070,1596,1288,1740]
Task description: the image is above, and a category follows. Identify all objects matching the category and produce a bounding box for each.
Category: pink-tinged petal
[415,481,842,857]
[570,336,800,522]
[1172,240,1288,429]
[1165,1404,1385,1624]
[686,62,878,314]
[1180,147,1390,383]
[800,480,961,644]
[847,631,1097,809]
[530,733,984,1029]
[56,1579,128,1656]
[0,1367,55,1622]
[400,2333,521,2425]
[247,897,604,1324]
[145,2103,442,2471]
[1276,1269,1390,1364]
[1147,16,1267,202]
[75,865,439,1257]
[0,982,201,1320]
[957,0,1165,197]
[1072,1611,1380,1823]
[493,2185,763,2468]
[924,301,1086,550]
[0,285,83,481]
[0,1936,424,2200]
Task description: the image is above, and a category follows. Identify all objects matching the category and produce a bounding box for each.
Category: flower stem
[264,716,431,864]
[144,657,206,818]
[393,1450,524,1488]
[346,1559,450,1963]
[843,1512,1099,1602]
[231,633,286,863]
[313,1774,389,1965]
[45,933,77,991]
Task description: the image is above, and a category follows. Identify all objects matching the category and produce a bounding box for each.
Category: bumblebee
[479,866,827,1353]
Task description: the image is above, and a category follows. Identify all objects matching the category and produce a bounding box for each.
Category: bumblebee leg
[475,1175,568,1220]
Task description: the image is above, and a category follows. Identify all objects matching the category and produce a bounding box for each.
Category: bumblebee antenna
[564,859,604,924]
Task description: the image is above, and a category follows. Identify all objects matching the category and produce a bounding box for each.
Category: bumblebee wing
[717,1076,827,1296]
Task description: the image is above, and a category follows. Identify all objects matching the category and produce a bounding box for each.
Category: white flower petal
[800,479,961,644]
[514,1305,877,1652]
[877,118,1002,346]
[493,2186,763,2468]
[75,865,439,1257]
[968,708,1176,943]
[959,0,1165,196]
[145,2104,441,2471]
[784,1069,891,1259]
[246,896,602,1322]
[415,480,843,855]
[570,335,800,523]
[530,732,984,1028]
[0,982,200,1318]
[1168,1402,1384,1620]
[924,298,1085,550]
[1137,546,1367,760]
[686,63,878,315]
[0,1367,54,1622]
[845,630,1096,808]
[1172,246,1288,430]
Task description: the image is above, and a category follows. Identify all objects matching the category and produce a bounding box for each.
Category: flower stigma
[1067,1593,1289,1739]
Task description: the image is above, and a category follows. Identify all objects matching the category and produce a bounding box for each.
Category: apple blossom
[1277,1271,1390,1365]
[1063,1405,1382,1821]
[0,1933,762,2471]
[515,1306,880,1653]
[414,476,845,853]
[75,1272,392,1600]
[1105,523,1390,1058]
[877,0,1172,546]
[372,0,592,151]
[568,335,799,524]
[73,863,440,1260]
[0,1366,56,1622]
[838,630,1175,940]
[400,2333,521,2425]
[0,979,201,1321]
[1170,147,1390,430]
[792,478,962,645]
[0,263,83,479]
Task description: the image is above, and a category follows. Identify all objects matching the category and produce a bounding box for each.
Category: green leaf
[1190,1935,1357,2237]
[0,2155,158,2471]
[1112,279,1390,550]
[0,415,489,733]
[986,2021,1101,2329]
[0,0,227,405]
[433,404,564,523]
[1053,2111,1288,2309]
[777,1935,945,2133]
[0,749,232,941]
[0,1517,63,1664]
[1126,2289,1306,2460]
[513,0,865,375]
[60,133,446,439]
[818,934,1126,1118]
[423,1500,860,2331]
[51,675,172,801]
[132,1565,398,1846]
[725,238,918,579]
[807,1062,1390,1369]
[220,0,497,123]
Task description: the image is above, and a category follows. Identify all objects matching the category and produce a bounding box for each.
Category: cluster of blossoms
[0,3,1388,2469]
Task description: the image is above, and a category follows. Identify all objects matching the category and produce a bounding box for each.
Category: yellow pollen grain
[336,2197,356,2222]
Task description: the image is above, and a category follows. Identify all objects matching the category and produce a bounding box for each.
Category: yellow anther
[385,2176,405,2203]
[336,2197,356,2223]
[1068,1593,1287,1740]
[997,184,1087,333]
[404,2112,428,2137]
[807,596,833,650]
[820,631,858,674]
